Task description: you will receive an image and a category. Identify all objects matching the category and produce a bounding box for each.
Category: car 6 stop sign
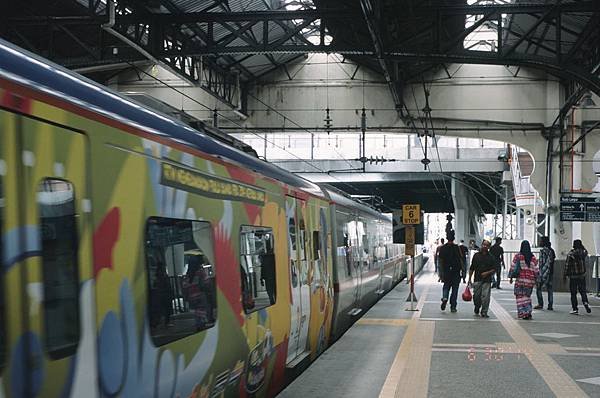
[402,204,421,225]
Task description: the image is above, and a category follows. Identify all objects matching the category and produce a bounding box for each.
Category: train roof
[0,39,323,197]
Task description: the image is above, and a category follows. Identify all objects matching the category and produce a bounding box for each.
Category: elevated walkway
[278,260,600,397]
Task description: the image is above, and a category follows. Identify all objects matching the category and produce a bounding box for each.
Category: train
[0,39,423,398]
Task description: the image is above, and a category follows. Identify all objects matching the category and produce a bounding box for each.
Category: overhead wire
[409,83,445,198]
[421,78,451,200]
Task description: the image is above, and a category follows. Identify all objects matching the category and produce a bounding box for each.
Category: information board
[560,196,600,222]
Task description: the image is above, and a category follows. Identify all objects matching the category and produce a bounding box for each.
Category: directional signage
[560,196,600,222]
[402,204,421,224]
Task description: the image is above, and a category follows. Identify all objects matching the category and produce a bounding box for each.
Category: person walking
[489,237,505,289]
[439,232,465,313]
[564,239,591,315]
[509,240,539,320]
[468,240,496,318]
[534,236,555,311]
[459,240,469,275]
[434,238,445,274]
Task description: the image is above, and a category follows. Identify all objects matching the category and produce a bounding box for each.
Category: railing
[510,146,541,203]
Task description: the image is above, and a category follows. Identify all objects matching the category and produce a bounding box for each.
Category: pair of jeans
[442,273,461,310]
[536,279,554,308]
[569,277,588,310]
[472,281,491,315]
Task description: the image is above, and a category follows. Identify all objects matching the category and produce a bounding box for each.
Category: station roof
[1,0,313,99]
[3,1,599,105]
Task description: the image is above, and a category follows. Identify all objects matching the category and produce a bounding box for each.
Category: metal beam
[12,2,595,27]
[503,4,559,58]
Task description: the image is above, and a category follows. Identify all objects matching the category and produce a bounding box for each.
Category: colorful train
[0,40,422,397]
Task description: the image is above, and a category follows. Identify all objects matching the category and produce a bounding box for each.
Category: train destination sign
[560,196,600,222]
[161,162,266,205]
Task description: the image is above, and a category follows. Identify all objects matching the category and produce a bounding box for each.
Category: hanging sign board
[560,196,600,222]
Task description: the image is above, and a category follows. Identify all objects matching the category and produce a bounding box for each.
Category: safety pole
[410,255,415,310]
[406,255,418,311]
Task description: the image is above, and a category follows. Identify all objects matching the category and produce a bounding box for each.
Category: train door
[285,196,311,366]
[3,109,93,397]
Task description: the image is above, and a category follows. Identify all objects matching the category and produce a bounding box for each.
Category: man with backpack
[438,232,465,313]
[564,239,591,315]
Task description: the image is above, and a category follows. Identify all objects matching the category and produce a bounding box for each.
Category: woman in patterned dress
[509,240,539,320]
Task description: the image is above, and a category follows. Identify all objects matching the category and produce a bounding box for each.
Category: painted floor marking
[490,297,589,397]
[533,333,579,339]
[576,377,600,386]
[357,318,411,327]
[564,347,600,352]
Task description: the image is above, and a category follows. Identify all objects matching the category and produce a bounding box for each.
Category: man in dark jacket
[489,237,505,289]
[438,232,465,313]
[468,240,496,318]
[434,238,445,275]
[564,239,591,315]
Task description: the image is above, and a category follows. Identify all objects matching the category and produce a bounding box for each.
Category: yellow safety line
[489,298,589,397]
[379,276,433,398]
[357,318,411,326]
[396,321,435,398]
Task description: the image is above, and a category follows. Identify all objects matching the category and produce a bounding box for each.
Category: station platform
[278,260,600,398]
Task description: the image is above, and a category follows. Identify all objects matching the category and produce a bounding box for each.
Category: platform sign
[560,196,600,222]
[405,226,416,256]
[402,204,421,225]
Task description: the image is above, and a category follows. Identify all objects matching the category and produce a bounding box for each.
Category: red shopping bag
[462,285,472,302]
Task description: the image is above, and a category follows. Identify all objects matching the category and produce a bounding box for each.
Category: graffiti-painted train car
[0,40,418,397]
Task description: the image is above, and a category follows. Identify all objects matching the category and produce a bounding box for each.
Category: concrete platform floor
[278,260,600,398]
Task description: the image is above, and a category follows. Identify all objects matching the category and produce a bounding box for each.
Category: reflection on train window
[38,178,80,359]
[145,217,217,346]
[240,226,276,313]
[0,174,5,369]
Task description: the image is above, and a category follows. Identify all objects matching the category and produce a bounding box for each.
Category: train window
[240,226,276,313]
[145,217,216,346]
[0,174,5,369]
[38,178,80,359]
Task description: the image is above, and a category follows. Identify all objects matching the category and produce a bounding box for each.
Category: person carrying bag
[467,240,496,318]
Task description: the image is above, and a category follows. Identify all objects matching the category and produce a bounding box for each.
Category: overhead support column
[359,0,404,112]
